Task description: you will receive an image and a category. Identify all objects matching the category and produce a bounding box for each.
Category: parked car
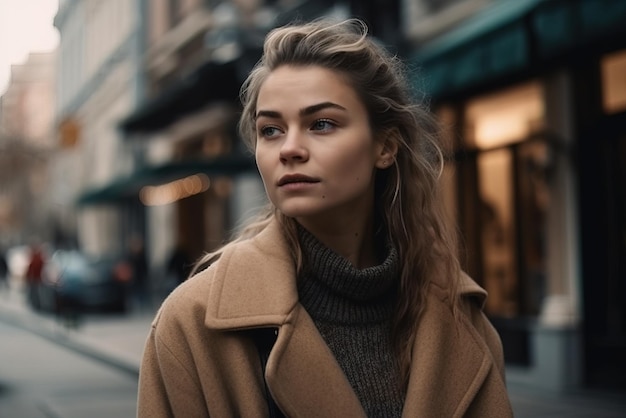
[40,250,129,314]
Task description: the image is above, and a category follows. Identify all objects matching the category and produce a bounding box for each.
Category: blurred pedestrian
[138,18,512,417]
[25,243,45,310]
[166,242,192,288]
[127,236,149,312]
[0,247,9,292]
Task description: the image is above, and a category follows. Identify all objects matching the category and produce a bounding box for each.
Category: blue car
[41,250,129,314]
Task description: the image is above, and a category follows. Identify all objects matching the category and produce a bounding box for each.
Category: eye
[310,119,336,132]
[258,125,282,138]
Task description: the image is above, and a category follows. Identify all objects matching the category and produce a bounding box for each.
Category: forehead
[256,65,362,112]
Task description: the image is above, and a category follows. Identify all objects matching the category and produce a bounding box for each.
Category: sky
[0,0,59,95]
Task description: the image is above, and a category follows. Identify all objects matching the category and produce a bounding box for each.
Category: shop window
[477,149,518,316]
[601,49,626,114]
[473,145,549,320]
[454,81,549,323]
[464,82,544,149]
[516,140,550,317]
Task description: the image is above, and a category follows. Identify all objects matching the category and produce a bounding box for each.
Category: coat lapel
[402,281,494,418]
[203,220,365,416]
[203,221,297,330]
[266,307,367,417]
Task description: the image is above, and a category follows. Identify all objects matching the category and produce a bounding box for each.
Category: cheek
[340,143,377,175]
[331,152,376,188]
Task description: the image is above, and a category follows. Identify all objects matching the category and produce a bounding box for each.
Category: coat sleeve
[137,305,210,418]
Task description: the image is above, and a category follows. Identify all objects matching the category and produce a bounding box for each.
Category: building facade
[407,0,626,393]
[0,52,57,246]
[53,0,145,255]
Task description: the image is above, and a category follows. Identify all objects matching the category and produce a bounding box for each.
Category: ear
[375,128,399,169]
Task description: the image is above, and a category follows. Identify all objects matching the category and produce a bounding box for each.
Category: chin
[275,202,327,219]
[276,208,315,219]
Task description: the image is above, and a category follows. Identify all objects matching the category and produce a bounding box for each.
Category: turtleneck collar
[296,224,399,324]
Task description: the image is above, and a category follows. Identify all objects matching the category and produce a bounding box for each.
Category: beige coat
[138,220,513,417]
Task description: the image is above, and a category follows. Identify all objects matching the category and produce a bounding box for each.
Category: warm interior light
[139,174,210,206]
[602,49,626,114]
[465,82,544,149]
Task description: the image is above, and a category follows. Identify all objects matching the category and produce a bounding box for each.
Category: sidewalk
[1,283,625,417]
[0,283,152,377]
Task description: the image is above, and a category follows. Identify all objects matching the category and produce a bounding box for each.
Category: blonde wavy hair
[194,18,461,387]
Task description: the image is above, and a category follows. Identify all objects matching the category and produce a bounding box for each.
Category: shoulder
[153,221,297,334]
[150,269,214,344]
[458,271,488,308]
[426,271,504,361]
[427,270,487,309]
[153,235,263,329]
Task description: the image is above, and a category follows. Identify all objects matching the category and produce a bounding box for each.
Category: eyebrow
[255,101,347,120]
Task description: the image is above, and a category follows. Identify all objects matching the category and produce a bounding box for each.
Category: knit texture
[296,226,405,417]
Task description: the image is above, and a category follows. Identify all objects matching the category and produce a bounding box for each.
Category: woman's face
[254,65,388,227]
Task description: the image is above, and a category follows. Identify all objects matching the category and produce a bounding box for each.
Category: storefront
[412,0,626,392]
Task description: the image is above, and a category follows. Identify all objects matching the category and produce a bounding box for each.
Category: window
[464,82,544,149]
[450,80,549,321]
[477,149,517,316]
[602,49,626,114]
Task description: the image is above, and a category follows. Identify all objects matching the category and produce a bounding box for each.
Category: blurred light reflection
[139,174,210,206]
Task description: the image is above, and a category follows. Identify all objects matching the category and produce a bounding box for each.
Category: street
[2,282,626,418]
[0,320,138,418]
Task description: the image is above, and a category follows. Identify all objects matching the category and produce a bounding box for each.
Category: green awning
[76,154,256,206]
[411,0,542,98]
[411,0,626,99]
[533,0,626,57]
[414,0,542,63]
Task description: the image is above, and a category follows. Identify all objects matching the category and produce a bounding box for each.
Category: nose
[279,130,309,163]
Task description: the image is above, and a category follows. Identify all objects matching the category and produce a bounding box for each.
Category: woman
[138,18,513,417]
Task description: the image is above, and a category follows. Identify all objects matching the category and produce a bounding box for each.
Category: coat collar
[203,218,495,417]
[203,219,298,330]
[203,218,487,329]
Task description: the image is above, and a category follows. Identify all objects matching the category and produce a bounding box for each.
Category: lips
[277,174,320,186]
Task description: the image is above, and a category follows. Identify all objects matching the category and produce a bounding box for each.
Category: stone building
[53,0,145,255]
[0,52,56,245]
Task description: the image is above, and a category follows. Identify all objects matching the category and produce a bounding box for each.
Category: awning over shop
[76,153,256,206]
[411,0,626,100]
[119,58,246,135]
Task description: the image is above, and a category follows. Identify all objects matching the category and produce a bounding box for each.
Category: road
[0,320,138,418]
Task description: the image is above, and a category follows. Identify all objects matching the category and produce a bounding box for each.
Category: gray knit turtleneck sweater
[296,226,405,417]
